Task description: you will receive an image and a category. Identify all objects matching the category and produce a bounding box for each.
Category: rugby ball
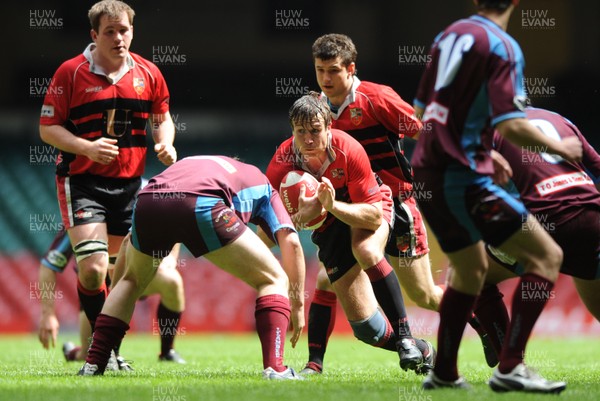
[279,170,327,230]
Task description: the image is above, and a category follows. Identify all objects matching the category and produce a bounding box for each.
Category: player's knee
[158,269,183,292]
[351,241,384,267]
[409,287,437,311]
[349,309,388,346]
[315,269,333,291]
[546,242,563,271]
[527,242,563,280]
[78,269,105,289]
[264,269,289,293]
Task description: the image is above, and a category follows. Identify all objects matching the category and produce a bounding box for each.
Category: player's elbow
[363,206,382,231]
[39,125,51,144]
[278,228,303,256]
[496,118,528,142]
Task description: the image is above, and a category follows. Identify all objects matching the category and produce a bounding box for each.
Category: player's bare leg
[331,264,378,322]
[572,278,600,323]
[352,224,430,373]
[82,229,298,378]
[203,229,297,378]
[143,255,186,363]
[390,254,442,311]
[424,242,488,387]
[488,215,566,393]
[68,223,124,330]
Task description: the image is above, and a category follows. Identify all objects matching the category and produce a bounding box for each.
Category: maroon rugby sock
[255,294,291,372]
[157,302,182,356]
[498,274,554,373]
[85,314,130,373]
[434,286,477,382]
[472,284,509,357]
[366,258,412,338]
[306,289,337,367]
[77,279,108,331]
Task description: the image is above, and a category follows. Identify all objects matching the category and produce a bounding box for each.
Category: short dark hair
[476,0,513,11]
[289,92,332,128]
[312,33,357,66]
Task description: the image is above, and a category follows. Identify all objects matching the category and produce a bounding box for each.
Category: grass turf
[0,334,598,401]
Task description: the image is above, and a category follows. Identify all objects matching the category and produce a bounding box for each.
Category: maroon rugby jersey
[493,108,600,225]
[266,128,381,207]
[40,44,170,178]
[413,15,527,174]
[324,78,421,196]
[142,156,294,234]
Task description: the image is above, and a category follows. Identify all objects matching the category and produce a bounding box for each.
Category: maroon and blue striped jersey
[494,107,600,225]
[413,15,527,174]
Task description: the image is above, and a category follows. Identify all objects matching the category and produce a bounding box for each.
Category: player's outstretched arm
[151,112,177,166]
[496,118,583,162]
[274,228,306,348]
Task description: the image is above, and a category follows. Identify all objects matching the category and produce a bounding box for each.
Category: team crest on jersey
[330,168,345,179]
[350,108,363,126]
[133,77,145,95]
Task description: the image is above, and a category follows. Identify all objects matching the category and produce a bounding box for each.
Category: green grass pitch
[0,334,598,401]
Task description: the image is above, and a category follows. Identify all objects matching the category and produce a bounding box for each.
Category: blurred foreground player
[478,107,600,356]
[412,0,582,393]
[38,229,186,364]
[79,156,306,379]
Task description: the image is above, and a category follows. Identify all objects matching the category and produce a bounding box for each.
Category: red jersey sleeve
[40,60,74,126]
[134,56,170,115]
[150,65,170,115]
[373,85,422,138]
[345,138,381,205]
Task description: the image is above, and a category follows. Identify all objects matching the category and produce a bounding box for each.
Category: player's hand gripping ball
[279,170,327,230]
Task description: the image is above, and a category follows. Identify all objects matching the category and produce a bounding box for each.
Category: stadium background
[1,1,598,336]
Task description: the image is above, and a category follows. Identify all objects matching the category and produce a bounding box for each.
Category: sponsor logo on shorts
[216,208,241,233]
[396,233,411,254]
[74,210,93,220]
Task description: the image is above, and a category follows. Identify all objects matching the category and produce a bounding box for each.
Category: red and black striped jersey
[323,78,422,197]
[40,44,170,178]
